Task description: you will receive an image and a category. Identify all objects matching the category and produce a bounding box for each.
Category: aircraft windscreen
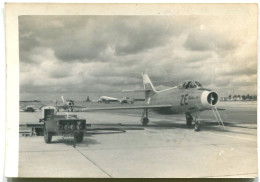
[195,81,202,87]
[185,82,191,89]
[179,81,202,89]
[189,82,197,88]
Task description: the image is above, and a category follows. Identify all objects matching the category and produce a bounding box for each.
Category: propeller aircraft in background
[98,96,119,104]
[56,96,86,112]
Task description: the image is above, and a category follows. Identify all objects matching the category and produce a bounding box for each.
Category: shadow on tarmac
[90,120,256,135]
[51,136,100,147]
[45,119,255,147]
[50,129,129,147]
[151,120,256,135]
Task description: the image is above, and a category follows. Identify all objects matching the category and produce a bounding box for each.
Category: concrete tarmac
[19,108,257,178]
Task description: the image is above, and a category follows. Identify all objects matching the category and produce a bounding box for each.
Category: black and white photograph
[5,3,258,178]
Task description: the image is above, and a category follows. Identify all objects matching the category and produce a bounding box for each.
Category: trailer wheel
[35,128,43,136]
[74,132,84,143]
[43,125,52,143]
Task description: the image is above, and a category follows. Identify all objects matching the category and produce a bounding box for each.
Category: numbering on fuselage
[180,94,189,105]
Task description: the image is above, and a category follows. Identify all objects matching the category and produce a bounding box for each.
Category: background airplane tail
[142,73,157,100]
[61,96,65,103]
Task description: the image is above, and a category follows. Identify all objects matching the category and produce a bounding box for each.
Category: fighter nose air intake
[201,91,219,107]
[207,92,218,105]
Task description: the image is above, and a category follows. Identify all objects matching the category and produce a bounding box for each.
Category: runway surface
[19,101,257,178]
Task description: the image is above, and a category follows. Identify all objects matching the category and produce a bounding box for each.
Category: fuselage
[98,96,119,104]
[149,81,218,114]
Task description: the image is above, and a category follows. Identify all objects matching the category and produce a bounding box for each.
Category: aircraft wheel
[194,120,201,132]
[187,120,192,127]
[43,125,52,143]
[142,117,149,126]
[186,113,193,127]
[74,132,84,143]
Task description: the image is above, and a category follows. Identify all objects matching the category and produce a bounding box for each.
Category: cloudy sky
[19,14,257,99]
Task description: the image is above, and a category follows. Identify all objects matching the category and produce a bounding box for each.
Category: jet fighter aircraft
[56,96,86,112]
[83,73,224,131]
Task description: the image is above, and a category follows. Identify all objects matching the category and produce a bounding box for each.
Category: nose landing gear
[186,112,201,131]
[141,109,149,126]
[194,120,201,131]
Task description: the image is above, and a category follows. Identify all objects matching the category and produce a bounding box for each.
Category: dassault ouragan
[84,73,224,131]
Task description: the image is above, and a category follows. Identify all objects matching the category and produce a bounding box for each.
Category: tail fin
[61,96,65,103]
[142,73,157,100]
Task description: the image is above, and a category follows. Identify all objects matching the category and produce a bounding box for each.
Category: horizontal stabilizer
[122,89,150,92]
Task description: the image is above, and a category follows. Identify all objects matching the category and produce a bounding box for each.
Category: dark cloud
[48,69,73,79]
[19,15,257,97]
[19,16,181,63]
[19,16,102,62]
[114,21,172,55]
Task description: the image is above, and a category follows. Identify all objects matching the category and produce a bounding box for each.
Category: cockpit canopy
[178,81,202,89]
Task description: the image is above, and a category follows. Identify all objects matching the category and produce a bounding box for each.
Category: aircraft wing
[55,105,65,108]
[55,105,86,108]
[71,106,87,108]
[82,104,172,111]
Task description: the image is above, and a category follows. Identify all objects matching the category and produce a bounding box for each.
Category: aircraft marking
[180,94,189,105]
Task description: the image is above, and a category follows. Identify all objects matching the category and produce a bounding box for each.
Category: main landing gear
[70,107,74,112]
[64,107,74,112]
[185,112,193,127]
[140,110,201,131]
[141,109,149,126]
[185,112,201,132]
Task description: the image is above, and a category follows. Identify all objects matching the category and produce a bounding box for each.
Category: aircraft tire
[194,120,201,132]
[142,118,149,126]
[74,132,84,143]
[43,125,52,143]
[186,113,193,127]
[187,120,192,127]
[35,128,43,136]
